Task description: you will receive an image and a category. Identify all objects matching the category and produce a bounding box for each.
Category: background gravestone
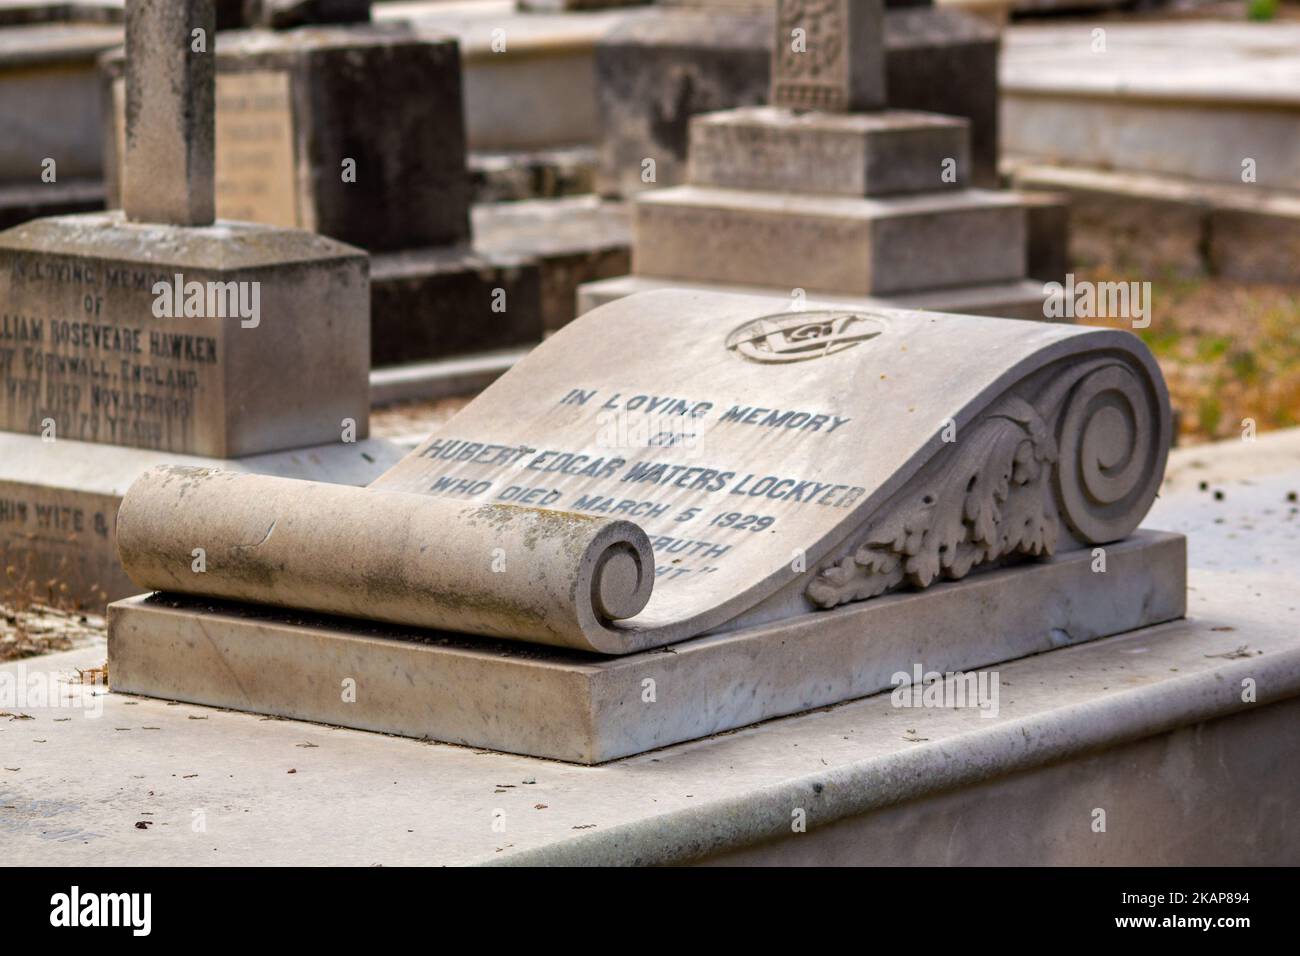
[100,7,545,367]
[581,0,1060,318]
[0,3,122,230]
[0,0,400,608]
[595,0,1003,196]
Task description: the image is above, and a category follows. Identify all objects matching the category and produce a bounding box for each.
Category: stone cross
[771,0,886,113]
[122,0,216,226]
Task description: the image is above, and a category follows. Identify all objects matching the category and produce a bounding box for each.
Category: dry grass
[370,395,474,441]
[2,556,108,660]
[1073,268,1300,444]
[0,600,103,662]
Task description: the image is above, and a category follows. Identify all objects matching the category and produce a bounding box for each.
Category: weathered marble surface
[116,465,654,651]
[0,0,383,611]
[689,106,969,197]
[770,0,885,113]
[595,5,1001,196]
[0,431,401,604]
[112,289,1171,653]
[632,185,1027,295]
[122,0,214,226]
[103,24,470,251]
[109,530,1185,763]
[364,290,1170,647]
[103,287,1176,756]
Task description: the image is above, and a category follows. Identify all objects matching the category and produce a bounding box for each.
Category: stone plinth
[0,212,370,457]
[595,5,1001,197]
[689,106,969,196]
[109,530,1185,763]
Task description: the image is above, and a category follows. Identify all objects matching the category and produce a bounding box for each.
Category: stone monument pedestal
[0,212,403,607]
[0,4,407,611]
[109,530,1184,763]
[595,2,1003,197]
[105,288,1183,762]
[581,105,1050,317]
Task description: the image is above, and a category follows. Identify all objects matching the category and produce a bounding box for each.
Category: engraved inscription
[0,254,220,451]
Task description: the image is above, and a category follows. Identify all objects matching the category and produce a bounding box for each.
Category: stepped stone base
[108,531,1184,764]
[576,273,1051,321]
[596,6,1000,196]
[633,185,1027,296]
[688,107,970,197]
[0,432,403,609]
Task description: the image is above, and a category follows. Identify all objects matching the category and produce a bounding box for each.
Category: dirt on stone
[0,599,104,662]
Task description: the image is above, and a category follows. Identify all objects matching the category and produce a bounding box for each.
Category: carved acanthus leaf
[806,397,1060,610]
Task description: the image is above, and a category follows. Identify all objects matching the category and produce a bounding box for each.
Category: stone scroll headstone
[107,290,1186,760]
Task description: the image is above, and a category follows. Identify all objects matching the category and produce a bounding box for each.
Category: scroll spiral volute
[1053,361,1169,544]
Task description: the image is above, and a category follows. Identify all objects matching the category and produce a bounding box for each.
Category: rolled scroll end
[115,465,658,651]
[1054,358,1171,544]
[589,532,654,623]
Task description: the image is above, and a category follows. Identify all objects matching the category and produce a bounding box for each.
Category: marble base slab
[108,530,1185,764]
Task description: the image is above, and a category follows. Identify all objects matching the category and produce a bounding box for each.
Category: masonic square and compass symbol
[725,311,885,364]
